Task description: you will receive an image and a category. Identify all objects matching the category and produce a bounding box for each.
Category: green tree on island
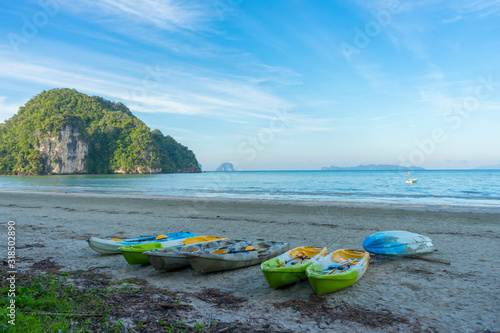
[0,88,201,175]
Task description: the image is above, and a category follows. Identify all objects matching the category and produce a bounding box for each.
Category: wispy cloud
[442,15,463,23]
[457,0,500,17]
[368,111,417,122]
[352,63,392,91]
[415,78,498,117]
[0,96,20,122]
[64,0,212,31]
[0,56,294,123]
[59,0,223,58]
[356,0,500,18]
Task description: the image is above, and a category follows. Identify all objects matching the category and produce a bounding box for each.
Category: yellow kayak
[261,246,328,288]
[306,249,369,295]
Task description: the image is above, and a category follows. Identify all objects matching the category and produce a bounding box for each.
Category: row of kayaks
[87,230,434,295]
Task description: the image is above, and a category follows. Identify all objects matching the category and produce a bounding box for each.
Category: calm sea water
[1,170,499,208]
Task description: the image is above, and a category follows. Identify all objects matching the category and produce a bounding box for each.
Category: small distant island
[216,162,235,172]
[475,164,500,170]
[321,164,425,171]
[0,88,201,175]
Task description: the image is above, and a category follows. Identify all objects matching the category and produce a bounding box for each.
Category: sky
[0,0,499,171]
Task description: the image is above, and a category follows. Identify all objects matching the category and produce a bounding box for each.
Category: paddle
[211,245,265,254]
[326,259,359,275]
[277,251,310,267]
[407,255,450,265]
[155,234,169,240]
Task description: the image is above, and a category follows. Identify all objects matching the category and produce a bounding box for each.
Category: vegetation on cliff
[0,88,201,175]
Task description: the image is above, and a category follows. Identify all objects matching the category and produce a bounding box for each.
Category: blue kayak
[87,231,196,254]
[362,230,434,256]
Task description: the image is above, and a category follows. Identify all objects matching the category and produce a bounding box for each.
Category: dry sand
[1,191,499,332]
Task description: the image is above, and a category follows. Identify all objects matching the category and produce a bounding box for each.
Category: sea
[1,170,500,208]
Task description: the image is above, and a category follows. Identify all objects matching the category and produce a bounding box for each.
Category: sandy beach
[2,191,499,332]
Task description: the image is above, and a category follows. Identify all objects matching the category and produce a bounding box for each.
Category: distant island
[0,88,201,175]
[216,162,235,172]
[321,164,425,171]
[475,164,500,170]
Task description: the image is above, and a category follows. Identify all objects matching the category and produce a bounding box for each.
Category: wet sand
[2,191,499,332]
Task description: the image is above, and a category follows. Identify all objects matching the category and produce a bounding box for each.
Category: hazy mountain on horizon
[321,164,425,171]
[475,164,500,170]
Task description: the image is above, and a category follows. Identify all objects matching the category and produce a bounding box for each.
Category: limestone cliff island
[216,162,235,172]
[0,88,201,175]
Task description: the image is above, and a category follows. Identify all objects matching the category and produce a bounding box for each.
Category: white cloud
[58,0,222,58]
[356,0,500,18]
[352,62,392,91]
[0,56,294,122]
[64,0,211,31]
[0,97,20,123]
[442,15,463,23]
[457,0,500,17]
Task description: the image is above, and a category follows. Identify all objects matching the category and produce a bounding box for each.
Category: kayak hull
[149,253,189,271]
[306,249,369,296]
[145,240,245,271]
[87,232,195,255]
[362,230,434,256]
[261,247,328,288]
[119,242,163,265]
[119,236,227,265]
[185,241,289,273]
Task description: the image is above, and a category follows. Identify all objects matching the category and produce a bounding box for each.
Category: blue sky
[1,0,499,170]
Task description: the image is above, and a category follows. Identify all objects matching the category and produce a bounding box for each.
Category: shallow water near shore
[1,170,499,208]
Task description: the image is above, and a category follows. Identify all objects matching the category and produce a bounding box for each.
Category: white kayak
[87,231,195,255]
[145,239,247,271]
[184,241,290,273]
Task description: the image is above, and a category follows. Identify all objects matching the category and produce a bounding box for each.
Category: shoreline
[3,190,500,213]
[2,192,499,332]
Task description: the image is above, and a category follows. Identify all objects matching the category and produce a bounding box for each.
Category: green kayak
[306,249,370,295]
[118,236,227,265]
[261,246,328,288]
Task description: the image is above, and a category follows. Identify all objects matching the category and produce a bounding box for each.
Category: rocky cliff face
[113,166,162,174]
[216,162,235,172]
[36,125,88,174]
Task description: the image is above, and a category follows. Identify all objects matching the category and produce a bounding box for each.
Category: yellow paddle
[326,259,359,275]
[155,234,169,240]
[212,245,264,254]
[277,251,308,267]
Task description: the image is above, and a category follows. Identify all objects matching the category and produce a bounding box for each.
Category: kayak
[261,246,328,288]
[87,231,196,255]
[184,241,290,273]
[145,239,247,271]
[362,230,434,256]
[306,249,370,295]
[118,236,228,265]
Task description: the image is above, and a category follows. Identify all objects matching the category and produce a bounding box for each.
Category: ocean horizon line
[2,170,498,209]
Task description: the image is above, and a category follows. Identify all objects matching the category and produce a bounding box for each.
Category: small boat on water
[306,249,370,295]
[184,241,290,273]
[406,178,417,183]
[118,236,228,265]
[145,239,247,271]
[261,246,328,288]
[87,232,196,255]
[362,230,434,256]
